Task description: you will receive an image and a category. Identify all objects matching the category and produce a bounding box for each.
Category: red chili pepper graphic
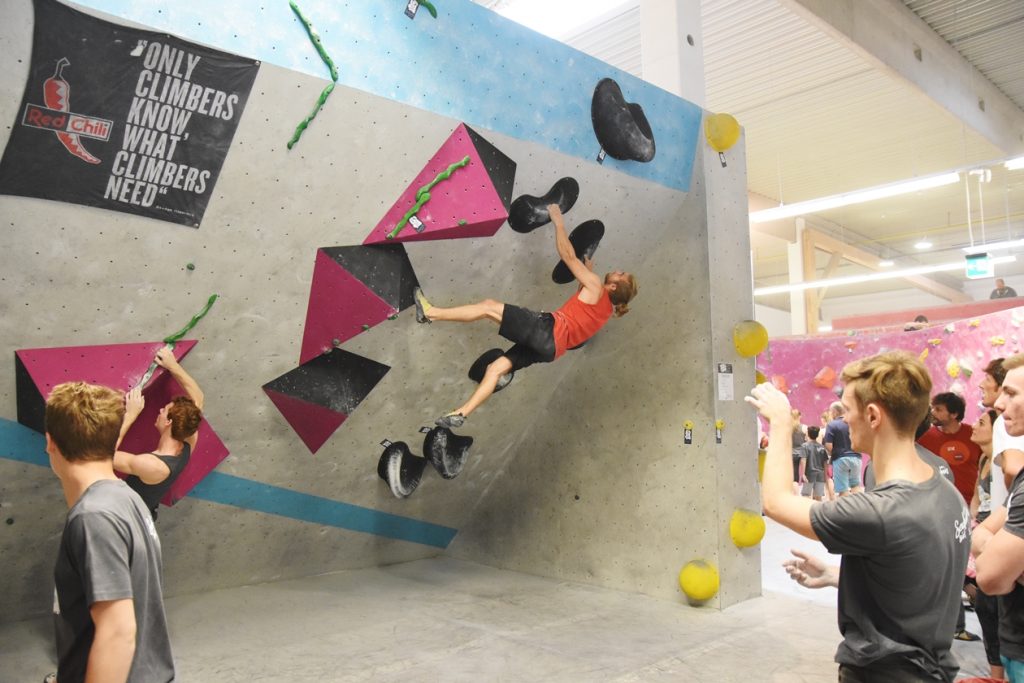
[44,57,101,164]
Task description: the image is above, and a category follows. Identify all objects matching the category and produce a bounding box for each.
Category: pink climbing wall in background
[756,305,1024,428]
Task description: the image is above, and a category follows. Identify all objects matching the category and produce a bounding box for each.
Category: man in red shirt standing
[918,390,983,642]
[414,205,637,429]
[918,392,982,504]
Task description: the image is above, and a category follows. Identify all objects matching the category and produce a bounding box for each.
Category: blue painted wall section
[0,419,457,549]
[72,0,701,192]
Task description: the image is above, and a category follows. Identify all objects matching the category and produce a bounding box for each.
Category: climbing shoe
[413,287,432,324]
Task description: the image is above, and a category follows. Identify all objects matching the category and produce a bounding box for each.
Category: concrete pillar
[639,0,705,105]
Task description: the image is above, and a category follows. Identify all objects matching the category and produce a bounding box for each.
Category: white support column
[639,0,704,105]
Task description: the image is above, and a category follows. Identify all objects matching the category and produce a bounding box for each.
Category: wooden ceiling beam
[800,225,970,332]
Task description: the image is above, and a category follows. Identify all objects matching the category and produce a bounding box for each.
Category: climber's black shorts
[498,303,556,371]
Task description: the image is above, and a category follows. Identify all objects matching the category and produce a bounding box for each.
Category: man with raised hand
[748,351,969,682]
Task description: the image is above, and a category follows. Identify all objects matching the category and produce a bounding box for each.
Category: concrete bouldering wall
[448,140,759,608]
[0,0,757,623]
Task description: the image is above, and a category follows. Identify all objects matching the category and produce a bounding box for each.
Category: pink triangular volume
[363,123,509,244]
[16,340,197,394]
[16,340,228,507]
[299,249,398,364]
[264,388,348,453]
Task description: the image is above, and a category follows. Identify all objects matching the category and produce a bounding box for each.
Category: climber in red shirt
[414,204,638,428]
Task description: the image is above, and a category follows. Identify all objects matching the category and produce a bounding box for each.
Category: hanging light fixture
[749,171,961,223]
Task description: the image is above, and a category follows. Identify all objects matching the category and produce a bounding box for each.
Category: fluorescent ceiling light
[754,255,1016,297]
[914,240,933,250]
[963,238,1024,254]
[1006,157,1024,171]
[878,259,895,267]
[749,172,961,223]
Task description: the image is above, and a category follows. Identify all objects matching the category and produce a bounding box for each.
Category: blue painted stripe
[70,0,702,192]
[0,419,49,466]
[187,471,457,548]
[0,418,456,548]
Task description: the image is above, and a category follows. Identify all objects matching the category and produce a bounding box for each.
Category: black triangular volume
[263,349,390,415]
[15,353,45,434]
[464,125,517,212]
[320,244,420,312]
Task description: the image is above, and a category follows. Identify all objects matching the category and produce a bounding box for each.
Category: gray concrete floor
[0,520,993,682]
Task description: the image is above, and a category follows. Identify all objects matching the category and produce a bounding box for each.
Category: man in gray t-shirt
[810,469,968,681]
[54,480,174,682]
[749,351,969,682]
[46,382,174,683]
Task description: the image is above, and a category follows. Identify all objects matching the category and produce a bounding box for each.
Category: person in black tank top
[114,345,204,519]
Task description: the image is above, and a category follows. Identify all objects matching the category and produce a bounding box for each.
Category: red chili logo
[20,58,108,164]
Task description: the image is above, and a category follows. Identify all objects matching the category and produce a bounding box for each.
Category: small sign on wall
[716,362,733,401]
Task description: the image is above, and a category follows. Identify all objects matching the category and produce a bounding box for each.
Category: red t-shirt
[916,424,981,503]
[552,289,612,358]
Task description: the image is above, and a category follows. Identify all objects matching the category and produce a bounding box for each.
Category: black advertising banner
[0,0,260,227]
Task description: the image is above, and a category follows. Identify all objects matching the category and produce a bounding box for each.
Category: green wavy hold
[419,0,438,18]
[387,155,471,240]
[287,82,335,150]
[287,0,340,149]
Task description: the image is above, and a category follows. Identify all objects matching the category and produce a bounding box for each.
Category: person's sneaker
[953,629,981,642]
[435,412,466,428]
[413,287,432,324]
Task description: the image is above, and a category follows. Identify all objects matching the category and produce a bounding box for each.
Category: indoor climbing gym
[2,0,1023,681]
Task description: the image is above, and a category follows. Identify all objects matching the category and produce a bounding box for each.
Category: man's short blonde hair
[1003,353,1024,373]
[45,382,124,462]
[840,351,932,437]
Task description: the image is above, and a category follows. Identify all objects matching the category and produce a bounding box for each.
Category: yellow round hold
[705,113,741,153]
[729,508,766,548]
[733,320,769,357]
[678,560,720,602]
